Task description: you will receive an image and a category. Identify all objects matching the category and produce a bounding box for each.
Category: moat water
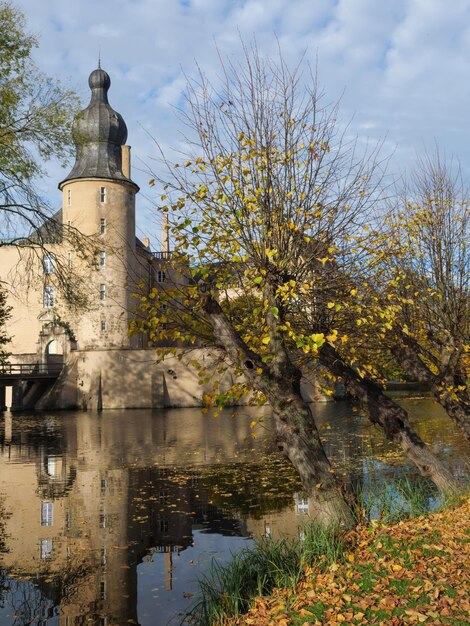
[0,395,468,625]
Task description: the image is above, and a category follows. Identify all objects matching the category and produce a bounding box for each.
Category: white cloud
[89,23,121,38]
[12,0,470,237]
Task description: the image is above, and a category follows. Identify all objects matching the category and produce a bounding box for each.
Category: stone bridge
[0,362,62,411]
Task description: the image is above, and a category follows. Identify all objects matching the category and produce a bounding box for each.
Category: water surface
[0,397,468,625]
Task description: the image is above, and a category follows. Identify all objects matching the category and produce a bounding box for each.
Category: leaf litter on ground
[230,494,469,625]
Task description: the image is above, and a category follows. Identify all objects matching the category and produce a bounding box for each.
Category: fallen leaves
[233,494,470,625]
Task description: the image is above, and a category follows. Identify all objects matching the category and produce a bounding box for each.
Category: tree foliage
[0,2,96,311]
[0,0,79,242]
[0,285,11,364]
[134,45,460,525]
[330,152,470,439]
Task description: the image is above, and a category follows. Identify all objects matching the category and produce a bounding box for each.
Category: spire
[59,67,137,188]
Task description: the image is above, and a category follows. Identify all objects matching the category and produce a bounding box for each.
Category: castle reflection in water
[0,400,468,625]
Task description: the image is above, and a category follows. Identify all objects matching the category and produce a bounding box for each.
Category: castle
[0,67,237,411]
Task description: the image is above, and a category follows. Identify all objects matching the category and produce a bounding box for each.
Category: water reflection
[0,399,468,625]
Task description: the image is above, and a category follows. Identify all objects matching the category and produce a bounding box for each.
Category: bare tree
[135,44,460,529]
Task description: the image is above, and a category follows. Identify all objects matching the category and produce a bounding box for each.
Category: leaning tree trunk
[391,337,470,442]
[319,343,460,494]
[201,295,355,529]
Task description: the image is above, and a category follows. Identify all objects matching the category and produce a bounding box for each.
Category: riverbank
[229,495,469,625]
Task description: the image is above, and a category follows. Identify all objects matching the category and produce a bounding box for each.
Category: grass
[183,481,468,626]
[183,523,344,625]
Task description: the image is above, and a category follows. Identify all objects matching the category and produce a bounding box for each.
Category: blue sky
[14,0,470,246]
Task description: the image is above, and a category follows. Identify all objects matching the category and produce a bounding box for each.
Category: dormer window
[100,187,106,203]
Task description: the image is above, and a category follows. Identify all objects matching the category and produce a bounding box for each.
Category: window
[101,320,107,332]
[65,510,71,529]
[100,284,106,301]
[100,218,106,235]
[101,546,107,565]
[157,270,165,283]
[68,251,72,268]
[67,189,71,206]
[100,187,106,203]
[295,493,309,514]
[158,516,169,532]
[40,539,53,560]
[41,501,53,526]
[43,286,55,308]
[100,478,107,491]
[100,579,106,600]
[99,513,106,528]
[46,455,57,477]
[43,255,55,274]
[99,251,106,267]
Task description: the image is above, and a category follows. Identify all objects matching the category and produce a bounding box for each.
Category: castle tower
[59,67,140,349]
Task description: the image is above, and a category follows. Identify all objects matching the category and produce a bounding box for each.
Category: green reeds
[354,475,438,524]
[184,522,344,625]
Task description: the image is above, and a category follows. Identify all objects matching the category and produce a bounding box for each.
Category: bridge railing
[0,363,63,376]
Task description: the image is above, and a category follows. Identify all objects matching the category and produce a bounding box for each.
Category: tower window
[43,286,55,308]
[99,251,106,267]
[157,270,166,283]
[100,218,106,235]
[101,320,107,332]
[43,255,55,274]
[67,189,71,206]
[100,187,106,203]
[100,284,106,301]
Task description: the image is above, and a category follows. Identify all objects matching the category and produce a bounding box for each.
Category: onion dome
[60,67,135,185]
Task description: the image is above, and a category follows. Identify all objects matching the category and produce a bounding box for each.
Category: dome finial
[98,47,101,69]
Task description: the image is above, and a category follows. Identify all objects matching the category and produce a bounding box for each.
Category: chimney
[121,145,131,178]
[162,211,170,254]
